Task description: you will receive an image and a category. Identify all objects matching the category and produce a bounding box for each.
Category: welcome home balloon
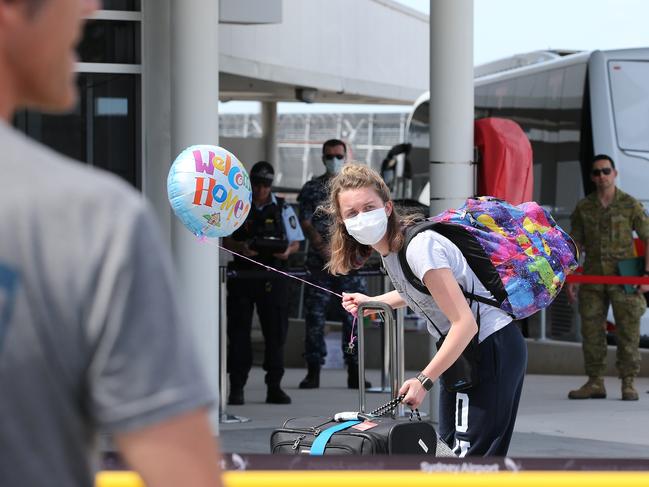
[167,145,252,238]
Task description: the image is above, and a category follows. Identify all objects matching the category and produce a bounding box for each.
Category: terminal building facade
[12,0,429,423]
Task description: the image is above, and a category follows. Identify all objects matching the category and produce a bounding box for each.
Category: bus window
[609,61,649,152]
[556,63,588,215]
[547,69,563,109]
[409,100,429,149]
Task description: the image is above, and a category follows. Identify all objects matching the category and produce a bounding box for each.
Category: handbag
[436,334,481,393]
[403,281,483,393]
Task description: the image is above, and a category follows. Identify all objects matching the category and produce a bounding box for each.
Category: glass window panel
[276,147,306,189]
[13,99,85,163]
[13,73,140,189]
[547,68,564,110]
[78,20,140,64]
[307,146,324,181]
[513,74,536,109]
[88,74,139,186]
[609,61,649,151]
[101,0,141,10]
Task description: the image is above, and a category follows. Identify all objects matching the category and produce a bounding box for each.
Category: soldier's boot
[347,363,372,389]
[621,377,639,401]
[568,377,607,399]
[299,364,320,389]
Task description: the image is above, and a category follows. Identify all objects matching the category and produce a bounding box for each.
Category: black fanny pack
[401,278,483,393]
[436,333,481,393]
[249,236,289,255]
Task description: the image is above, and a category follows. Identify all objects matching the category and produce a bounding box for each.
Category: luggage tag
[351,421,378,431]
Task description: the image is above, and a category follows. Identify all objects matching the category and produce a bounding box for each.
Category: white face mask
[324,157,344,175]
[344,207,388,246]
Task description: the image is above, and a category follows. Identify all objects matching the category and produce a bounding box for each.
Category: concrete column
[142,0,172,239]
[429,0,474,215]
[262,101,278,169]
[170,0,220,428]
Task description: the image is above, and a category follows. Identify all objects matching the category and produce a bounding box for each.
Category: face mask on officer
[343,207,388,246]
[323,154,345,175]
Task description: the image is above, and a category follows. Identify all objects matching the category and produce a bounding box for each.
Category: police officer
[567,154,649,401]
[297,139,370,389]
[223,161,304,405]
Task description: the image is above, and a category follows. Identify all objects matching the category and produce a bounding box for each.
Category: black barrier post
[219,266,250,424]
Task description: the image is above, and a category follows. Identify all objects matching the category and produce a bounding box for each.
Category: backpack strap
[397,220,501,309]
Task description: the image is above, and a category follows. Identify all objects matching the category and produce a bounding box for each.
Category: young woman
[328,164,527,457]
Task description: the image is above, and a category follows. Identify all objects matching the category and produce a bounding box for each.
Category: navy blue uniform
[227,194,304,388]
[438,324,527,456]
[298,175,368,367]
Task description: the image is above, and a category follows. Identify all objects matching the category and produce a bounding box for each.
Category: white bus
[406,48,649,343]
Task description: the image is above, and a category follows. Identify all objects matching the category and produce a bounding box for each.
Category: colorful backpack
[398,197,579,319]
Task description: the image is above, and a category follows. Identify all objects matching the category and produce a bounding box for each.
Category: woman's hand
[341,292,371,318]
[398,378,428,410]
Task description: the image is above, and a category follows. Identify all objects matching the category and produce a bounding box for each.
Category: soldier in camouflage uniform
[567,154,649,401]
[297,139,370,389]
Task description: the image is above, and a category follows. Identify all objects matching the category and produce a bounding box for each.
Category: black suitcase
[270,415,438,455]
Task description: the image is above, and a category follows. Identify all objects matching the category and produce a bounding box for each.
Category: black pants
[438,323,527,456]
[227,274,289,388]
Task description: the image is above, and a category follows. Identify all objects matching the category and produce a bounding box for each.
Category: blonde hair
[325,164,420,275]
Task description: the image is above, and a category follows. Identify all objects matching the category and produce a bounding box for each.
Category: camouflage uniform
[298,174,368,367]
[570,188,649,379]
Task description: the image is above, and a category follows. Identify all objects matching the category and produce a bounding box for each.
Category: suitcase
[270,303,455,457]
[270,414,438,455]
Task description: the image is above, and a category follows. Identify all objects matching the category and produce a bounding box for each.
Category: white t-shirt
[381,230,512,342]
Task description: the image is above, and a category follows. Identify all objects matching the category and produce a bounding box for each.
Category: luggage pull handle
[356,301,405,417]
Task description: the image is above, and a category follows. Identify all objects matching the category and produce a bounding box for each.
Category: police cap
[250,161,274,184]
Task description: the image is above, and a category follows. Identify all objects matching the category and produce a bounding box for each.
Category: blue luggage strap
[309,420,361,456]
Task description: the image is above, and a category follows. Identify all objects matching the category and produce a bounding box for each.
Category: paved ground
[219,367,649,458]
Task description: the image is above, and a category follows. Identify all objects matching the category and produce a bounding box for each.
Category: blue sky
[220,0,649,114]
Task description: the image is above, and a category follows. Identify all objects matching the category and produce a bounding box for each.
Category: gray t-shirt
[0,122,213,486]
[382,230,512,342]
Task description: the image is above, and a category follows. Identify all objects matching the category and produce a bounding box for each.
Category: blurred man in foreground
[0,1,222,485]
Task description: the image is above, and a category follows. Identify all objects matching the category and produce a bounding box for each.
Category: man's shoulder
[298,175,328,199]
[574,193,597,212]
[272,193,286,207]
[615,188,642,207]
[301,174,327,189]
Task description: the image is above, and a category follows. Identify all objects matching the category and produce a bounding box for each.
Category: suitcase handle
[369,394,421,421]
[356,301,404,416]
